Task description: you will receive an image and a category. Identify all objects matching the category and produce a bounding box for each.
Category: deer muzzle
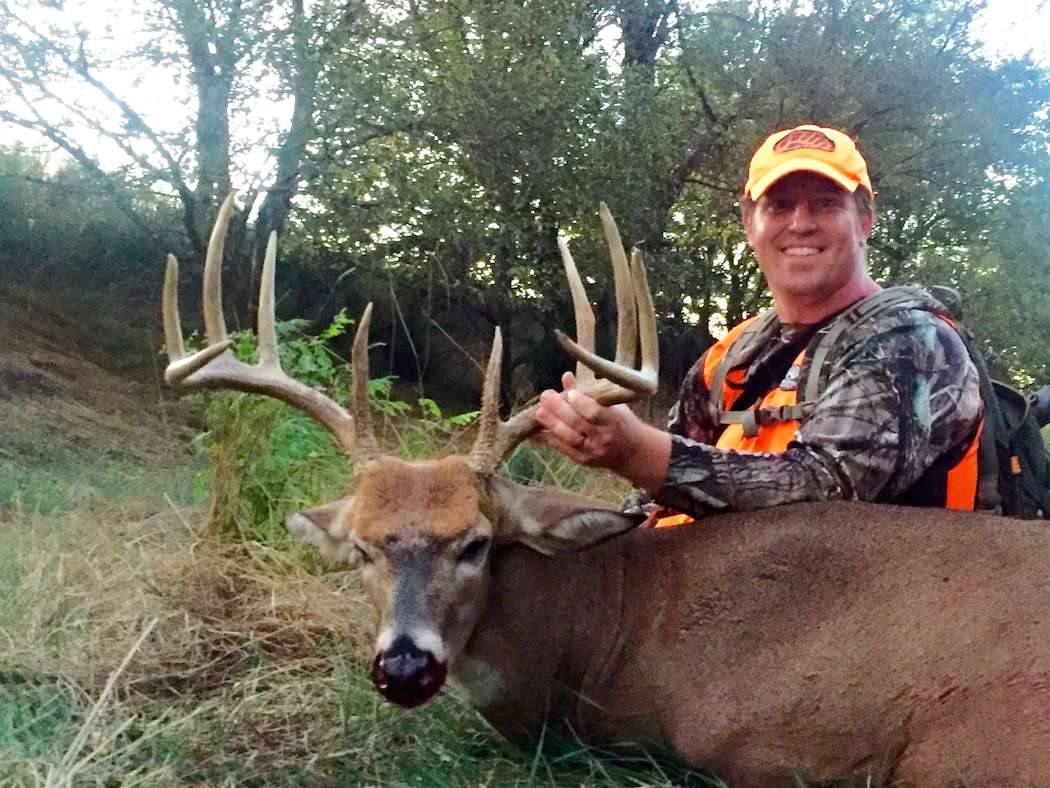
[371,635,448,708]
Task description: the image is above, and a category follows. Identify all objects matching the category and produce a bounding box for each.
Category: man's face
[742,172,873,312]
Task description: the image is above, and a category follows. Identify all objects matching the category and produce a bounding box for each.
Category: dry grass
[0,496,375,786]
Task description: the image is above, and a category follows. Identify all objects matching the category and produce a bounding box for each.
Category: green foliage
[0,678,79,764]
[296,0,1050,394]
[0,146,180,283]
[195,313,480,544]
[365,375,412,418]
[503,442,590,491]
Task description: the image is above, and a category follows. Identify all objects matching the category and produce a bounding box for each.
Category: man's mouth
[781,246,824,257]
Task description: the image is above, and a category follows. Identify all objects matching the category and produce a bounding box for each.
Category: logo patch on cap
[773,129,836,153]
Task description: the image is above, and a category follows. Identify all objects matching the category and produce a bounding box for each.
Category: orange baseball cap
[743,124,873,200]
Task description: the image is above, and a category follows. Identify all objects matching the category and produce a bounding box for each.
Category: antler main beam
[468,203,659,473]
[162,194,380,462]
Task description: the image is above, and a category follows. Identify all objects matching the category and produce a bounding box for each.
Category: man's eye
[458,537,490,564]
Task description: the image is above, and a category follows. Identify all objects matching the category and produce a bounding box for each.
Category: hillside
[0,280,195,511]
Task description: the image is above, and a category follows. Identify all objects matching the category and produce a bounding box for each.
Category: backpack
[711,286,1050,519]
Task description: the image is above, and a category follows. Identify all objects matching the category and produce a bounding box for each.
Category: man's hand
[532,372,672,494]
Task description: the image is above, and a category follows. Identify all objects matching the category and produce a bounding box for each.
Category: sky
[972,0,1050,65]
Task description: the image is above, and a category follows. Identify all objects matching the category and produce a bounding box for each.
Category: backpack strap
[711,290,933,436]
[801,286,937,405]
[964,343,1006,511]
[707,309,781,425]
[718,403,813,438]
[710,287,968,441]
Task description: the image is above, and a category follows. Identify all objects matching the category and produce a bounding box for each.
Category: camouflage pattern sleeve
[665,352,719,443]
[645,309,982,517]
[620,350,719,516]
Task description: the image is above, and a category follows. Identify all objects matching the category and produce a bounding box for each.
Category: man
[533,124,983,520]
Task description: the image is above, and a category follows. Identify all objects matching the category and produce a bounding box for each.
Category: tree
[4,0,1048,401]
[298,0,1049,395]
[0,0,359,323]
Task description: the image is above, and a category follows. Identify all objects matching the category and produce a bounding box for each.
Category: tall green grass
[0,450,197,516]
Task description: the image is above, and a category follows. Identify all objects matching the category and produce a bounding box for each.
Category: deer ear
[485,476,642,556]
[285,496,360,566]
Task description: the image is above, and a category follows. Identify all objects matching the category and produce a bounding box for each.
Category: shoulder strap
[707,310,780,422]
[801,286,940,405]
[711,287,954,439]
[718,403,813,438]
[969,355,1008,511]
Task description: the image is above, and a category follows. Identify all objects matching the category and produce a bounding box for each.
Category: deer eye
[458,537,490,564]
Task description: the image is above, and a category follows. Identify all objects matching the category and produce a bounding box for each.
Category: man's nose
[787,201,817,232]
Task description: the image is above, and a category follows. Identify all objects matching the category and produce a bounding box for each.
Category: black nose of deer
[372,635,448,708]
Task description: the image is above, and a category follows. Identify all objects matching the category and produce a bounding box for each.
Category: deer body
[460,499,1050,787]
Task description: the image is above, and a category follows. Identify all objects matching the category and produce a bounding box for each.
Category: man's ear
[860,207,875,240]
[285,495,360,566]
[740,203,756,248]
[483,476,642,556]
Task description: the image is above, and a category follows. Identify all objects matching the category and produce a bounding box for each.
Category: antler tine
[555,247,657,396]
[468,204,659,476]
[351,302,382,461]
[203,193,236,345]
[163,253,187,362]
[467,327,507,471]
[161,193,368,462]
[631,248,659,385]
[557,234,596,386]
[163,250,233,385]
[599,202,637,370]
[258,231,280,368]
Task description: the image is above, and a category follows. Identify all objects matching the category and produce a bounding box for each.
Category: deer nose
[372,635,448,708]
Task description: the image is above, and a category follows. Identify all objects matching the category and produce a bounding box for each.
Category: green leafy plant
[192,312,479,545]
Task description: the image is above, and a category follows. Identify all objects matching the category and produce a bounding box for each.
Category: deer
[162,195,1050,788]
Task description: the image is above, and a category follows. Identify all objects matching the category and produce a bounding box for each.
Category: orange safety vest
[654,312,980,527]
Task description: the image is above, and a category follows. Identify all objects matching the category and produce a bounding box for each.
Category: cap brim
[747,159,863,200]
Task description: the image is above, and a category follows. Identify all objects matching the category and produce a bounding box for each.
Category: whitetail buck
[163,195,1050,787]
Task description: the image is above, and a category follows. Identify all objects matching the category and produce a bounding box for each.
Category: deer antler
[468,203,658,474]
[162,193,381,462]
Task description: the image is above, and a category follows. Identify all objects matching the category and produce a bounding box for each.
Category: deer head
[163,195,658,708]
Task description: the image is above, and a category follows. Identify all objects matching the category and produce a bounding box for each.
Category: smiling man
[533,124,984,520]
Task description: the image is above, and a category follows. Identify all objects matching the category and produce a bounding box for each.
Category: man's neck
[774,278,881,324]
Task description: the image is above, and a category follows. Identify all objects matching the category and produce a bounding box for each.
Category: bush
[192,312,480,544]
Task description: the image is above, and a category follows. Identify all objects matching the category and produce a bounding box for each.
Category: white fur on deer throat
[375,624,447,663]
[448,654,505,708]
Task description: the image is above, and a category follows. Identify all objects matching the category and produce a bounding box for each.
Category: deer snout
[372,635,448,708]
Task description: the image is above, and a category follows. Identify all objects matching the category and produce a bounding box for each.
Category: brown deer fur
[455,499,1050,787]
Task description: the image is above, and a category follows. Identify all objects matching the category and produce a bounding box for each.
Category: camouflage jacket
[625,299,983,518]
